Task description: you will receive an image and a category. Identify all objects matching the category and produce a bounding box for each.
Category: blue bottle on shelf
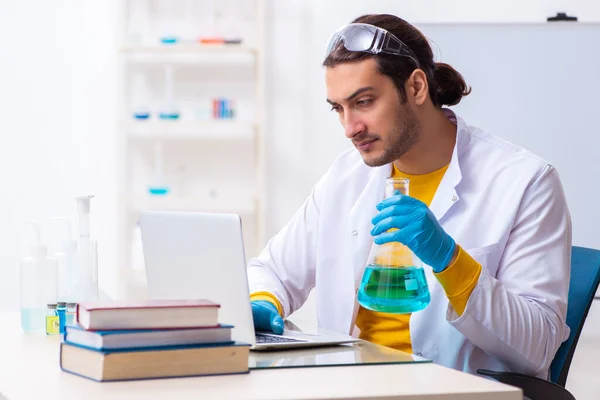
[148,142,170,196]
[160,36,179,45]
[133,109,151,120]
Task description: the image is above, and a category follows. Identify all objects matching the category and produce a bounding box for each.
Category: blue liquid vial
[57,302,67,334]
[358,265,430,313]
[66,302,77,326]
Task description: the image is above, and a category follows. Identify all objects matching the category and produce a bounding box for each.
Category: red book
[76,300,220,331]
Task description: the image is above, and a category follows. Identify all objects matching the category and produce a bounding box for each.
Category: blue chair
[478,246,600,400]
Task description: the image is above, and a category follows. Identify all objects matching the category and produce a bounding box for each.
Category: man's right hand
[251,300,284,334]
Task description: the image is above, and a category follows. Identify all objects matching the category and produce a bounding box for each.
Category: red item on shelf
[213,99,220,119]
[199,37,225,44]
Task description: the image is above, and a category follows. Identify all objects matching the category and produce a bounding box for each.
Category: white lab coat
[248,111,571,378]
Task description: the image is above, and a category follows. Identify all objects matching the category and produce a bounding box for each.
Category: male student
[248,14,571,378]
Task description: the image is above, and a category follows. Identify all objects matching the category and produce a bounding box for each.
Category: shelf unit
[130,194,257,216]
[120,44,258,54]
[121,45,257,65]
[116,0,266,299]
[125,120,256,140]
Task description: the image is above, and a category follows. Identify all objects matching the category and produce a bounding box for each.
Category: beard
[360,104,420,167]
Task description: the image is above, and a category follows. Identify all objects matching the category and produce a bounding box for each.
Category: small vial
[45,304,59,335]
[228,99,236,120]
[66,302,77,326]
[57,302,67,334]
[133,109,151,120]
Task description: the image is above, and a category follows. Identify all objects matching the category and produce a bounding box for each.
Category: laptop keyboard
[255,334,308,344]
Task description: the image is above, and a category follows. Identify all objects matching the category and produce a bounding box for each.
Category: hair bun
[433,62,471,106]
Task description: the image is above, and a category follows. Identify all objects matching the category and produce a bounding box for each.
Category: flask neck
[385,177,409,198]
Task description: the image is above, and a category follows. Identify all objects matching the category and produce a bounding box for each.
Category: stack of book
[60,299,249,382]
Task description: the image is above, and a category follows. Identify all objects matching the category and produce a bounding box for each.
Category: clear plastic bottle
[20,222,59,332]
[131,74,152,120]
[148,141,170,196]
[357,178,431,313]
[48,217,78,303]
[158,66,180,120]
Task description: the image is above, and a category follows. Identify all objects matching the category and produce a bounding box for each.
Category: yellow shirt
[251,164,483,354]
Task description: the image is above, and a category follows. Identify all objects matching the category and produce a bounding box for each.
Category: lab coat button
[451,195,458,202]
[352,230,358,236]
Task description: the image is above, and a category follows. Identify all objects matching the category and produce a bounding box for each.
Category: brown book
[60,342,250,382]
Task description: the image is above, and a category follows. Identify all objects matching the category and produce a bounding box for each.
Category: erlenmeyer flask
[357,177,431,313]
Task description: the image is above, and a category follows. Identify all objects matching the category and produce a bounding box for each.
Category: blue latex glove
[370,194,456,273]
[251,300,284,335]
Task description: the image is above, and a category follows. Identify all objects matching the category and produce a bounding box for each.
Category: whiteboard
[415,23,600,249]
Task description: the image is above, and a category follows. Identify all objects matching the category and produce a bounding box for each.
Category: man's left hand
[370,194,456,273]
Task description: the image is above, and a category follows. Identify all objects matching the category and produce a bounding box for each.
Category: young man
[248,14,571,378]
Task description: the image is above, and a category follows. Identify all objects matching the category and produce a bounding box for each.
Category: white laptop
[139,210,358,351]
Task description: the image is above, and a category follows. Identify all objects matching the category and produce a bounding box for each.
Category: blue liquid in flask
[357,265,430,313]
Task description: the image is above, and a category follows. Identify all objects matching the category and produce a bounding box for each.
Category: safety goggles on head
[325,23,420,67]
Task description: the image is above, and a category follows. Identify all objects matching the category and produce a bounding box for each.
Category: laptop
[139,210,358,351]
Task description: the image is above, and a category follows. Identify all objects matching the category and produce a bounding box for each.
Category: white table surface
[0,313,521,400]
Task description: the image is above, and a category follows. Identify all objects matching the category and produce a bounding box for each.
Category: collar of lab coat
[349,109,469,287]
[429,108,469,221]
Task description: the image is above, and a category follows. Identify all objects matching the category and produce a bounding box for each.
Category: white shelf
[126,120,255,140]
[131,194,256,216]
[121,44,256,65]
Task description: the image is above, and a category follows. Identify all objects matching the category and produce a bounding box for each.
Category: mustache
[352,134,379,146]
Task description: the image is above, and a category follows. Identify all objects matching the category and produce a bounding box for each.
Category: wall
[0,0,119,309]
[264,0,600,238]
[1,0,598,312]
[263,0,600,322]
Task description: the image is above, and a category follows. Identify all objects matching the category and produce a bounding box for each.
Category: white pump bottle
[20,221,58,333]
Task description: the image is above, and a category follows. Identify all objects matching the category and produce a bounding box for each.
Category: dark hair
[323,14,471,107]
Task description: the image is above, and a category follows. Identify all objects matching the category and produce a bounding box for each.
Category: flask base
[357,265,431,314]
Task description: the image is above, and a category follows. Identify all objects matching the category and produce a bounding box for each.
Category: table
[0,313,521,399]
